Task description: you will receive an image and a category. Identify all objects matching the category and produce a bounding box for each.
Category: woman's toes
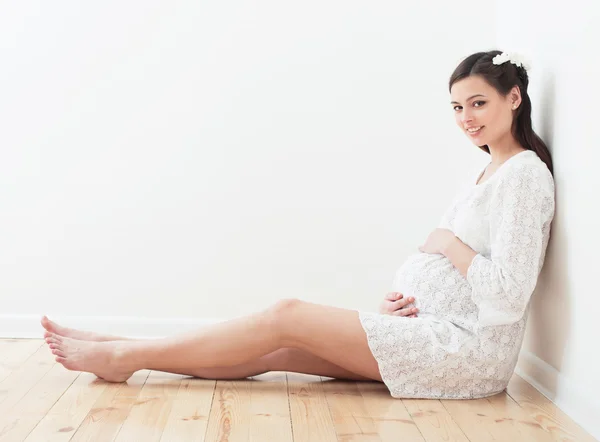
[48,334,62,344]
[41,316,74,339]
[49,341,63,350]
[41,315,57,332]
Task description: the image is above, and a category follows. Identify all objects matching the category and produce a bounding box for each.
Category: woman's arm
[460,164,555,327]
[418,228,477,277]
[442,238,478,279]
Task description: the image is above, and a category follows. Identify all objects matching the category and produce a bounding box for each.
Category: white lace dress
[358,150,555,399]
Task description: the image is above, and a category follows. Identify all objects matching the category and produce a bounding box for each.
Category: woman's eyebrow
[450,94,486,105]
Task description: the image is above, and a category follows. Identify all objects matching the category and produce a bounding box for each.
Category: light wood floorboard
[0,339,595,442]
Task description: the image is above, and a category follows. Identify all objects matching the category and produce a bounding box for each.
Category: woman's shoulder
[490,155,555,223]
[497,151,554,194]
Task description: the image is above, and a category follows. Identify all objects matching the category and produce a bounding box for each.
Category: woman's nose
[461,112,474,125]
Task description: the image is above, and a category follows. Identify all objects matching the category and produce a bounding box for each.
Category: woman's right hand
[379,292,418,317]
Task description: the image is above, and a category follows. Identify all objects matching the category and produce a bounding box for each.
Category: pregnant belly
[392,252,472,318]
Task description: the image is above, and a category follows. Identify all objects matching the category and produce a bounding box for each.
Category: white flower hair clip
[492,52,531,71]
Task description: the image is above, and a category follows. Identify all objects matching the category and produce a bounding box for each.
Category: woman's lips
[467,126,484,136]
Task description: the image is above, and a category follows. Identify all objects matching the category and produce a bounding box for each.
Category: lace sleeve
[466,163,555,327]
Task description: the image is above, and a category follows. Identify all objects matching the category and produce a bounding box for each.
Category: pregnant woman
[42,49,555,400]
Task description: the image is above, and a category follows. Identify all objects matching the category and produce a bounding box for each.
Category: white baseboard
[0,314,222,339]
[515,350,600,441]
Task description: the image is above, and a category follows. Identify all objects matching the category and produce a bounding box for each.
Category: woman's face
[450,75,520,147]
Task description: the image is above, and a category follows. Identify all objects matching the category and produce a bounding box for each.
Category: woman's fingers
[394,295,415,307]
[384,293,419,317]
[386,292,403,300]
[394,306,419,317]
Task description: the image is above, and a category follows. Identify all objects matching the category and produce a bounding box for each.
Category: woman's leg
[42,317,374,381]
[265,347,375,381]
[43,299,383,383]
[135,348,374,381]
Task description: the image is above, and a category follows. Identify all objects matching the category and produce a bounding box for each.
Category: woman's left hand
[419,228,456,255]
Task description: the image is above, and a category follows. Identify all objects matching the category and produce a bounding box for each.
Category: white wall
[493,0,600,439]
[2,0,598,438]
[0,1,495,321]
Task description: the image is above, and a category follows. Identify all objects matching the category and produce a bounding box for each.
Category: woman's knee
[263,298,301,323]
[270,298,301,312]
[264,298,302,343]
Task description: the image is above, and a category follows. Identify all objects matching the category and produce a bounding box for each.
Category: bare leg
[44,299,383,383]
[45,307,276,382]
[147,348,374,381]
[43,316,373,381]
[266,348,374,381]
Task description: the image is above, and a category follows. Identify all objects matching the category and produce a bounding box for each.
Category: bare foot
[40,316,130,342]
[45,333,135,382]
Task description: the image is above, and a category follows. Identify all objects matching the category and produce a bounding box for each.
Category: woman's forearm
[442,236,478,279]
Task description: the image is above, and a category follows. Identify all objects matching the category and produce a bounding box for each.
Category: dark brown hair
[449,50,553,175]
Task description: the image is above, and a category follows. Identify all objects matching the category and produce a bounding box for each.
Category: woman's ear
[510,86,522,109]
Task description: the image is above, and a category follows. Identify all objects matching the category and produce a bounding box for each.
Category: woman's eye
[454,101,485,111]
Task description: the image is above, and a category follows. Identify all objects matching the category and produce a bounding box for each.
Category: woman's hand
[419,228,456,255]
[379,292,418,317]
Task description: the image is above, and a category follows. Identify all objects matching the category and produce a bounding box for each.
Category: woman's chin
[468,136,487,146]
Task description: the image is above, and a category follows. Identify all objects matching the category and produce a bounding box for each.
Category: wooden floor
[0,339,596,442]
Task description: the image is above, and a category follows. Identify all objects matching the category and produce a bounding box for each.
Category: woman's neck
[487,144,527,166]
